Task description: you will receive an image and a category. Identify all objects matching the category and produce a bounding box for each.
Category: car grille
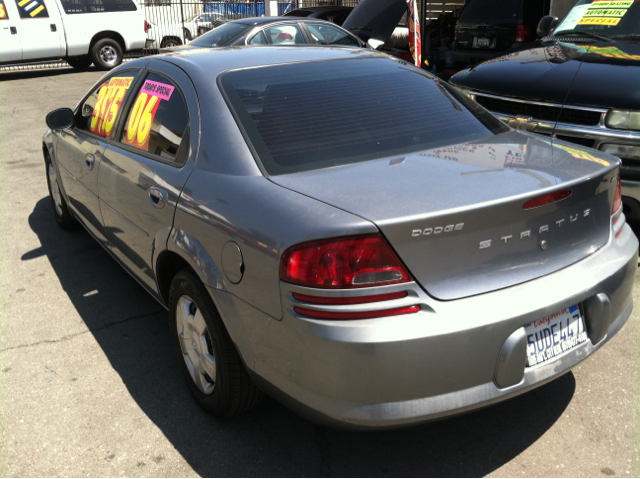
[474,95,602,126]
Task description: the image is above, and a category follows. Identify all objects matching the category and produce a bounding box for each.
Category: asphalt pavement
[0,66,638,477]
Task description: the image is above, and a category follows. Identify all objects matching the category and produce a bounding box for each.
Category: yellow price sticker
[123,92,160,151]
[89,76,134,138]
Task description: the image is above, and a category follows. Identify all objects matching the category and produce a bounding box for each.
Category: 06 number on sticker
[123,93,160,151]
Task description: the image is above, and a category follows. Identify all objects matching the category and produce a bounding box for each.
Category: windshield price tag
[90,76,134,138]
[579,0,634,26]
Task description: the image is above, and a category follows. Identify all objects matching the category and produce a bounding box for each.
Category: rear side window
[191,22,251,47]
[14,0,49,18]
[0,0,9,19]
[120,72,189,163]
[306,23,359,46]
[60,0,136,13]
[220,58,508,175]
[262,24,305,44]
[77,73,136,137]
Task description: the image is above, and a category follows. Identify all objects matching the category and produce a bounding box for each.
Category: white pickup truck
[0,0,146,70]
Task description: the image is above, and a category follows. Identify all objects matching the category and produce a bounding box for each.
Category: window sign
[15,0,49,18]
[0,0,9,18]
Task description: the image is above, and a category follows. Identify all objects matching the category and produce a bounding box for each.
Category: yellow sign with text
[89,76,134,138]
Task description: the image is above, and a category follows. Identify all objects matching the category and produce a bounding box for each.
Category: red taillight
[294,305,420,320]
[293,291,408,305]
[612,175,622,215]
[523,189,572,209]
[144,20,150,33]
[454,24,459,41]
[280,235,412,289]
[515,25,532,43]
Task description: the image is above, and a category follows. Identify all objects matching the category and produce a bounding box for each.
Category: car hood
[342,0,407,44]
[450,41,640,109]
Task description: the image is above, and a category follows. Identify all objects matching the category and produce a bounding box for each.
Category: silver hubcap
[176,295,216,395]
[48,164,63,217]
[99,45,117,66]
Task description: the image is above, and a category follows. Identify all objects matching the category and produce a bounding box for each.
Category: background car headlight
[606,109,640,130]
[600,144,640,160]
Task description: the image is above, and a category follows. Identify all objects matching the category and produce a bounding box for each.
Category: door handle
[10,27,17,35]
[85,153,95,169]
[148,187,168,209]
[50,24,57,32]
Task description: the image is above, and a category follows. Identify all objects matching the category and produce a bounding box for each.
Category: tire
[66,55,92,70]
[183,28,192,41]
[160,37,182,48]
[169,270,264,417]
[198,26,207,37]
[45,151,76,230]
[91,38,123,71]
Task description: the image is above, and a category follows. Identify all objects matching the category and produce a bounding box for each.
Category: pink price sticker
[141,80,175,101]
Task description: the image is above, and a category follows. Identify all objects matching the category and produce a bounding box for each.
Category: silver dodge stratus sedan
[42,46,637,429]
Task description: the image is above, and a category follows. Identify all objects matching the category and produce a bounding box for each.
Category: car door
[55,68,141,241]
[0,0,22,62]
[98,60,199,293]
[12,0,65,60]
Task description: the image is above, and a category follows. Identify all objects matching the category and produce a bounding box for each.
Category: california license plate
[525,305,588,367]
[477,37,490,47]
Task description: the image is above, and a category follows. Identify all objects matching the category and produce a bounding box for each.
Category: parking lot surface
[0,67,638,477]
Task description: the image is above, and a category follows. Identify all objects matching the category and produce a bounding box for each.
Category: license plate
[477,37,490,47]
[525,305,588,367]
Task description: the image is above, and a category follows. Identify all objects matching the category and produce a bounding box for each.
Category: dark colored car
[282,6,353,26]
[449,0,640,221]
[452,0,549,66]
[162,17,364,51]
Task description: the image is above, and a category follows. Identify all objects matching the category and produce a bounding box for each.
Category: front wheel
[66,55,92,70]
[91,38,123,70]
[169,270,263,416]
[45,152,76,229]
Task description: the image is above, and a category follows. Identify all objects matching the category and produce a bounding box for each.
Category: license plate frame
[476,37,491,48]
[525,305,588,367]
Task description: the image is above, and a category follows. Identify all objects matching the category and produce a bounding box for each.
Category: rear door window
[305,23,359,46]
[77,72,138,138]
[14,0,49,18]
[119,72,189,163]
[249,31,268,45]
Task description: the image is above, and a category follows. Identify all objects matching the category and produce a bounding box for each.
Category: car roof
[139,45,379,79]
[231,16,312,25]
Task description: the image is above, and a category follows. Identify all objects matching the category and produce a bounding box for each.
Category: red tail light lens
[294,305,420,320]
[515,25,532,43]
[280,235,412,289]
[612,175,622,215]
[523,189,572,209]
[144,20,150,33]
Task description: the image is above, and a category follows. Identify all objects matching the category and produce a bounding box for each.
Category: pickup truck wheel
[45,153,76,230]
[169,270,264,416]
[91,38,123,70]
[160,37,182,48]
[66,55,92,70]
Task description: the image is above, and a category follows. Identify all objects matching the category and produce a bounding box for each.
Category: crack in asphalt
[0,309,165,353]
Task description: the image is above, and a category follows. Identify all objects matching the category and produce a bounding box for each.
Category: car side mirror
[46,108,74,130]
[537,15,559,38]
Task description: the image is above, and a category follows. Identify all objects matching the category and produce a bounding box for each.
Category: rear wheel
[91,38,123,70]
[169,270,263,416]
[45,152,75,229]
[66,55,92,70]
[160,37,182,48]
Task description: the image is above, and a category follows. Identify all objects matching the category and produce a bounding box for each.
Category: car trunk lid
[270,132,618,300]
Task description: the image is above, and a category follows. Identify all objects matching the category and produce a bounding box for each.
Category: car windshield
[219,57,508,175]
[554,0,640,39]
[191,22,252,47]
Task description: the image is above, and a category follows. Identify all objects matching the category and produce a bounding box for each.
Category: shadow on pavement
[25,196,576,477]
[0,66,100,82]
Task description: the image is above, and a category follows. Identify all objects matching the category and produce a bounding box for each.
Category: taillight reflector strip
[612,175,622,216]
[294,305,420,320]
[523,189,572,209]
[293,291,408,305]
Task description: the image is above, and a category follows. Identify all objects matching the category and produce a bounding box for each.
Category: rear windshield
[219,57,508,175]
[458,0,522,24]
[283,9,312,17]
[191,22,251,47]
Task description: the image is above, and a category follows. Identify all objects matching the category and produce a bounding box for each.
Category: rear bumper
[210,224,637,429]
